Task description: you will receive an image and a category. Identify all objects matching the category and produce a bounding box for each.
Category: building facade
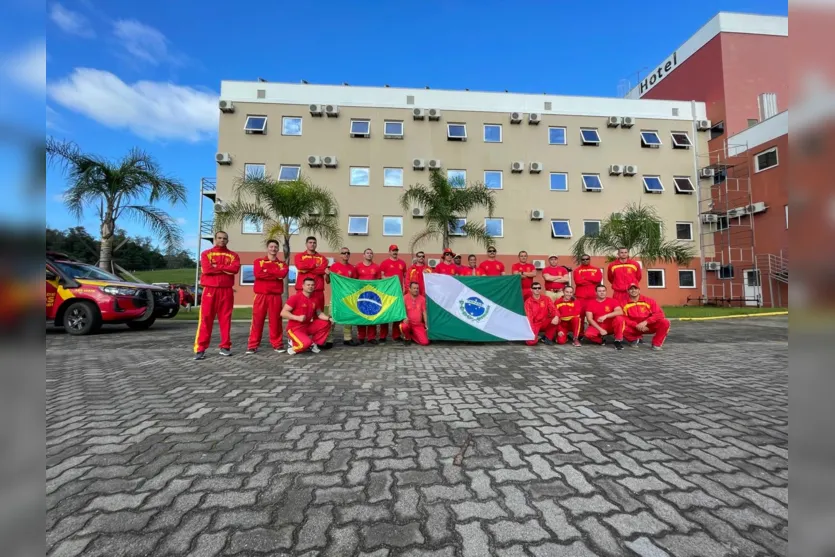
[210,82,709,306]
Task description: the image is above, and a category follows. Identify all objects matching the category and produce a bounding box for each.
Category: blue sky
[20,0,787,252]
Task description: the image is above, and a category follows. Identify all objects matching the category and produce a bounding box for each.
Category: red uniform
[248,256,289,350]
[607,259,642,305]
[512,262,537,300]
[457,265,474,276]
[400,294,429,346]
[622,295,670,348]
[553,297,583,345]
[478,260,505,276]
[572,264,603,316]
[523,295,557,346]
[194,246,241,353]
[379,258,407,341]
[583,297,625,344]
[329,262,357,280]
[406,264,432,295]
[294,251,329,311]
[285,292,331,353]
[543,265,570,293]
[355,261,381,341]
[434,262,458,275]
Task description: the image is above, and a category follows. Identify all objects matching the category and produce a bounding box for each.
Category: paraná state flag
[330,274,406,325]
[424,274,535,342]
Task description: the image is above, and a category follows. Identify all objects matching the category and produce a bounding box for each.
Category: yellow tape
[674,311,788,321]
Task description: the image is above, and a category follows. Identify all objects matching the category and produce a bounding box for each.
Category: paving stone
[395,470,443,486]
[49,536,93,557]
[229,527,294,553]
[714,505,782,530]
[201,490,257,509]
[394,487,421,520]
[213,509,271,530]
[559,494,618,516]
[185,531,227,557]
[603,511,670,537]
[496,545,528,557]
[488,467,538,483]
[83,532,163,556]
[488,519,551,544]
[363,522,424,548]
[466,469,497,499]
[625,536,672,557]
[82,493,148,512]
[662,490,724,511]
[297,505,334,551]
[655,531,735,557]
[77,510,155,535]
[686,508,767,556]
[422,484,471,503]
[425,503,452,542]
[738,487,788,519]
[456,521,490,557]
[158,512,213,554]
[500,485,536,518]
[643,494,697,533]
[529,541,598,556]
[315,486,365,505]
[399,548,455,557]
[617,475,671,493]
[337,503,391,524]
[451,500,507,521]
[47,513,93,548]
[577,516,622,556]
[533,499,581,540]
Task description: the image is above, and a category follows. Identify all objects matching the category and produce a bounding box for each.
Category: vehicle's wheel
[62,301,102,335]
[126,317,156,330]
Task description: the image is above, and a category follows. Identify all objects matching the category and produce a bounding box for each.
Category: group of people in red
[193,232,669,359]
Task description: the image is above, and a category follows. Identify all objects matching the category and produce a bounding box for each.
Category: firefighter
[379,244,407,343]
[246,239,289,354]
[584,284,626,350]
[622,283,671,350]
[607,247,642,305]
[400,281,429,346]
[193,231,241,360]
[554,285,582,347]
[523,281,557,346]
[280,277,333,355]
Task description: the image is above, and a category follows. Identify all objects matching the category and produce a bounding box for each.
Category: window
[350,167,370,186]
[581,174,603,192]
[673,177,695,194]
[282,117,302,136]
[485,218,504,238]
[717,215,729,231]
[384,120,403,138]
[647,269,665,288]
[242,216,263,234]
[240,265,255,285]
[287,265,298,286]
[709,121,725,141]
[642,176,665,193]
[678,270,696,288]
[244,163,265,180]
[580,128,601,145]
[675,222,693,241]
[244,115,267,134]
[348,216,369,235]
[278,165,300,181]
[484,171,503,190]
[287,218,300,235]
[483,124,502,143]
[747,118,759,128]
[785,204,788,229]
[550,220,572,238]
[713,168,727,185]
[350,119,371,137]
[549,127,567,145]
[383,168,403,187]
[755,147,778,172]
[719,265,734,280]
[671,132,692,148]
[549,172,568,192]
[583,220,601,237]
[640,131,662,147]
[450,218,466,236]
[447,169,467,188]
[383,216,403,236]
[447,123,467,140]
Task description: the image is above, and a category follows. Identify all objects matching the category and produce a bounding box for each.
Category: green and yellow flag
[330,274,406,325]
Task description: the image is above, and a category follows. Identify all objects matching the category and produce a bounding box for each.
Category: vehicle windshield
[54,261,124,282]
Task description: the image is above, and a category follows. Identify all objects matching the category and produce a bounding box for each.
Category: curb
[672,311,788,322]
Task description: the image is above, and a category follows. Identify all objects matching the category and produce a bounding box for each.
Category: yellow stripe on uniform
[287,328,303,351]
[193,302,205,353]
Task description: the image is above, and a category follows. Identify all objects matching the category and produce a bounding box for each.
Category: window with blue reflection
[550,173,568,191]
[485,218,503,237]
[582,174,602,190]
[484,171,502,190]
[549,127,566,145]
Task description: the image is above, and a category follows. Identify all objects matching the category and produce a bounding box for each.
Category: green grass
[662,306,787,319]
[174,307,254,320]
[133,268,196,285]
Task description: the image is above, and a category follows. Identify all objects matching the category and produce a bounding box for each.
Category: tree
[213,173,341,280]
[46,138,187,271]
[399,169,497,252]
[570,203,696,265]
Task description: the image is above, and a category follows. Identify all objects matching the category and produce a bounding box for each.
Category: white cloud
[3,41,45,92]
[176,217,187,225]
[51,193,66,203]
[48,68,218,142]
[113,19,174,66]
[50,3,95,38]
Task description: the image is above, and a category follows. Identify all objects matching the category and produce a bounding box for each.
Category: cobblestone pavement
[46,317,788,557]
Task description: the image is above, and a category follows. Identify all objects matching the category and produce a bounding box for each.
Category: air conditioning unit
[697,119,711,131]
[428,159,442,169]
[215,152,232,165]
[607,116,621,127]
[609,164,623,175]
[309,208,321,216]
[412,207,425,218]
[218,99,235,113]
[413,108,426,120]
[623,165,637,176]
[530,209,544,220]
[510,112,523,124]
[749,202,767,214]
[511,161,524,173]
[699,168,715,179]
[621,116,635,128]
[413,158,426,170]
[427,108,442,120]
[533,259,545,270]
[701,213,719,224]
[307,155,322,167]
[529,162,543,173]
[528,113,542,125]
[704,261,721,271]
[428,258,439,267]
[324,104,339,117]
[728,207,745,218]
[323,155,338,167]
[309,104,323,116]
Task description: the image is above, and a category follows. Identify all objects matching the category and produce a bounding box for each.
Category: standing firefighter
[246,239,289,354]
[194,231,241,360]
[379,244,407,343]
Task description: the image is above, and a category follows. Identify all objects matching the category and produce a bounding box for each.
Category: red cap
[443,248,455,257]
[388,244,399,251]
[628,282,640,289]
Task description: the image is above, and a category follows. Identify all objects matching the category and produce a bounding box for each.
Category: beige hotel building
[210,81,709,306]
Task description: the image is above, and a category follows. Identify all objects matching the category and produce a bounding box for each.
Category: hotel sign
[639,51,679,96]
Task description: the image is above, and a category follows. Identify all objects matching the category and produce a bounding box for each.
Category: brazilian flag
[330,274,406,325]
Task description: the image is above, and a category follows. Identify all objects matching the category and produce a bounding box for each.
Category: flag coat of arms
[424,274,535,342]
[330,274,406,325]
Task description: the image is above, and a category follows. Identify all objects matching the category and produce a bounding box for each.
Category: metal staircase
[757,253,788,284]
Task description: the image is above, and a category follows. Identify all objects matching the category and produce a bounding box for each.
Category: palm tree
[46,138,186,271]
[213,173,341,268]
[400,168,497,252]
[571,203,696,265]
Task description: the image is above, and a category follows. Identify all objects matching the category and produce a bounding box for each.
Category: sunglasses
[581,258,590,261]
[417,254,425,258]
[532,287,542,290]
[340,252,350,255]
[488,250,497,254]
